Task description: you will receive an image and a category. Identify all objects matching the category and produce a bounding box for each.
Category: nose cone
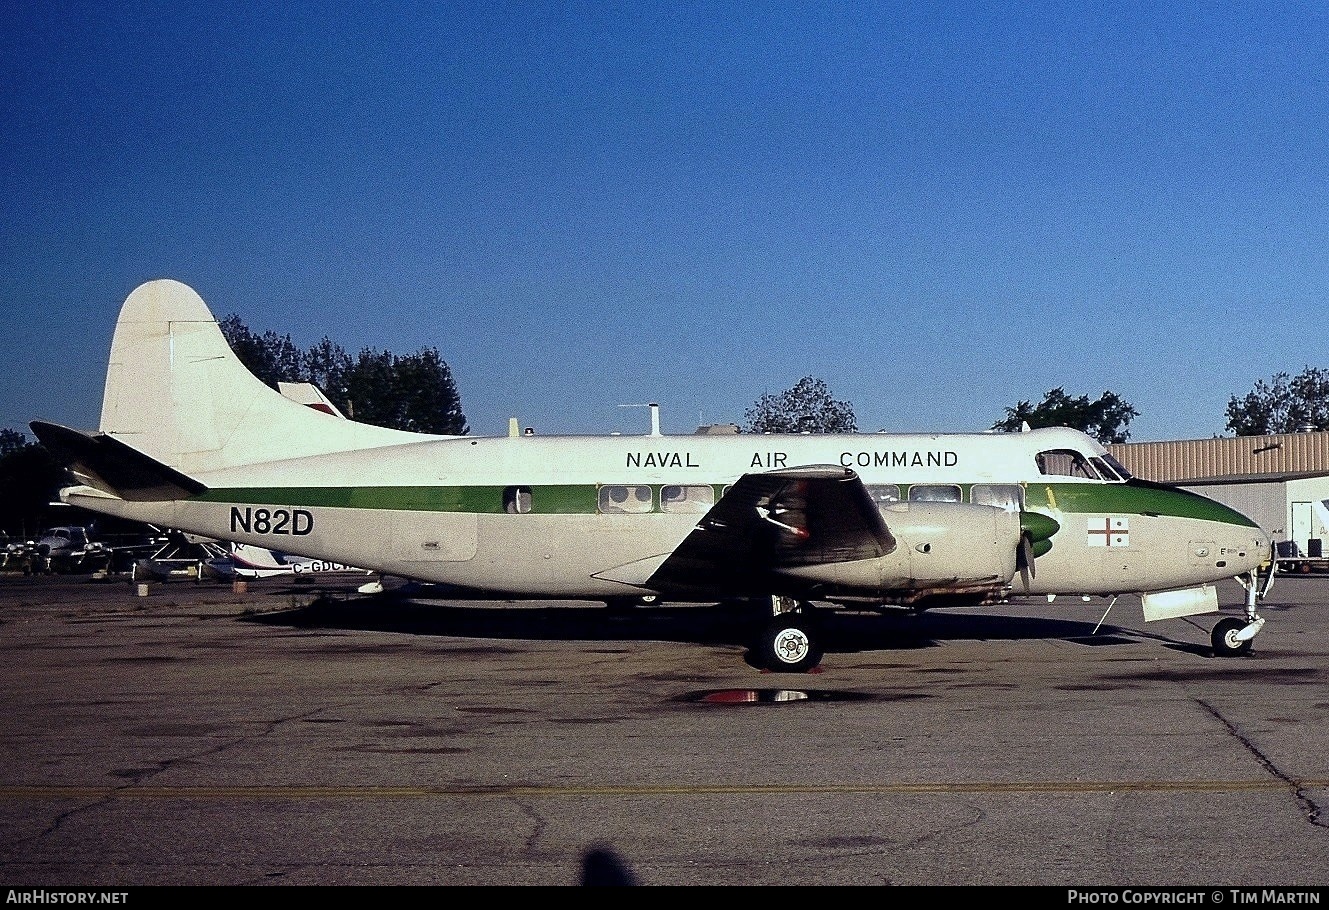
[1204,502,1271,576]
[1228,526,1272,576]
[1132,479,1273,579]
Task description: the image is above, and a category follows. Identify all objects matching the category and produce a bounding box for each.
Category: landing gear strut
[754,596,823,673]
[1213,563,1274,657]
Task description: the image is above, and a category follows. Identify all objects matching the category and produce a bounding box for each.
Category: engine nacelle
[777,500,1026,603]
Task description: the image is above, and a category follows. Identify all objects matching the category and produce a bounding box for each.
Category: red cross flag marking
[1087,516,1130,547]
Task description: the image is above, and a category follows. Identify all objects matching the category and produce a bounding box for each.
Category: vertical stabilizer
[99,279,430,474]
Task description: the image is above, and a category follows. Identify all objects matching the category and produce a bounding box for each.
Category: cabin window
[661,484,715,513]
[865,484,900,504]
[503,486,532,514]
[599,484,654,514]
[1035,449,1100,480]
[972,483,1024,511]
[908,484,962,503]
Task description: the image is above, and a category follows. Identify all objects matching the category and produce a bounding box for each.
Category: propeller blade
[1015,511,1059,594]
[1017,533,1035,592]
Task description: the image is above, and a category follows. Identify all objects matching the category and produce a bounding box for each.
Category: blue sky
[4,2,1329,442]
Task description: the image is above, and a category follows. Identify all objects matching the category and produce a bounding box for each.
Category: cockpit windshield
[1035,448,1131,482]
[1090,456,1121,481]
[1035,449,1100,480]
[1100,452,1133,480]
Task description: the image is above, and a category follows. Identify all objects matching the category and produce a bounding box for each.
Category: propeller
[1016,511,1061,592]
[1017,533,1036,592]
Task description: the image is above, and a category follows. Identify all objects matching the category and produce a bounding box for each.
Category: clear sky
[4,2,1329,443]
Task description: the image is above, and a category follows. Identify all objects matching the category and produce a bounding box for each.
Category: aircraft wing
[645,465,895,596]
[29,421,207,502]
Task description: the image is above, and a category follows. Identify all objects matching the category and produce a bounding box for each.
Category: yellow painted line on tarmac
[1,779,1326,800]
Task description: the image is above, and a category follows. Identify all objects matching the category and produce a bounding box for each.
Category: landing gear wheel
[1211,617,1253,657]
[605,593,662,613]
[759,615,823,673]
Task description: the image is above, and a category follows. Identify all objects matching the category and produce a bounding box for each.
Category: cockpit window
[1090,456,1123,482]
[1100,453,1133,480]
[1035,449,1100,480]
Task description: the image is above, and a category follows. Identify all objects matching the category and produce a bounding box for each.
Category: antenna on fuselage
[618,403,663,437]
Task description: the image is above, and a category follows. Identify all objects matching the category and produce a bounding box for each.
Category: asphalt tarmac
[0,570,1326,887]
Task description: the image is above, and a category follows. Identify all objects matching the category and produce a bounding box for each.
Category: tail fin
[98,279,427,474]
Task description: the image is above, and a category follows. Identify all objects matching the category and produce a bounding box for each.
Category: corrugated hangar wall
[1108,430,1329,483]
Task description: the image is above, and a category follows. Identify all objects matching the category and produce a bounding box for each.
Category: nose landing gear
[1214,562,1274,657]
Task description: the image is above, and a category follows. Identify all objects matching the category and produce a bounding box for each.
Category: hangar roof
[1108,430,1329,485]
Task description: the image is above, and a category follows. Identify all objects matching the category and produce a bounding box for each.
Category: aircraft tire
[758,615,823,673]
[604,594,662,613]
[1211,617,1253,657]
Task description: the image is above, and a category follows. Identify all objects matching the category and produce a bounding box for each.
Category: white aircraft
[29,525,107,574]
[227,542,369,581]
[32,279,1274,671]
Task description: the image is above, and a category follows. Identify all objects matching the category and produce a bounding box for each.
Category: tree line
[2,318,1326,538]
[218,314,468,436]
[744,368,1328,442]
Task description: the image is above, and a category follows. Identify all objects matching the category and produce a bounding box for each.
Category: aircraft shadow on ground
[239,588,1191,659]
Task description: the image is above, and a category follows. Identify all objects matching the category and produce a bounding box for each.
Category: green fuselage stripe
[195,484,596,514]
[193,480,1258,528]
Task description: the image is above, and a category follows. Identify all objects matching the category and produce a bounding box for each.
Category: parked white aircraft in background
[26,525,107,574]
[228,541,370,581]
[32,279,1274,671]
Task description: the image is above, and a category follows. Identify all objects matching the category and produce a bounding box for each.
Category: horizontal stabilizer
[30,420,207,502]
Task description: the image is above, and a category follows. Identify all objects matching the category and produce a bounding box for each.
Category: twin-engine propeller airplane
[33,279,1274,671]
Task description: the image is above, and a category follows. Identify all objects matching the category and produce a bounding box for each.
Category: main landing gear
[1212,563,1275,657]
[754,596,823,673]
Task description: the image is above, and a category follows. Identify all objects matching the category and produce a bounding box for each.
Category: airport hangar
[1109,429,1329,572]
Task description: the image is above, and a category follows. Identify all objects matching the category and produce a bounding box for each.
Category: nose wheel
[1214,564,1272,657]
[1211,616,1254,656]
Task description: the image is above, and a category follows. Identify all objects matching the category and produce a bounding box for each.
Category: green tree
[0,428,27,457]
[993,388,1139,444]
[390,347,469,435]
[218,315,468,435]
[302,336,354,413]
[744,376,857,434]
[217,315,303,389]
[1224,367,1329,436]
[0,431,66,538]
